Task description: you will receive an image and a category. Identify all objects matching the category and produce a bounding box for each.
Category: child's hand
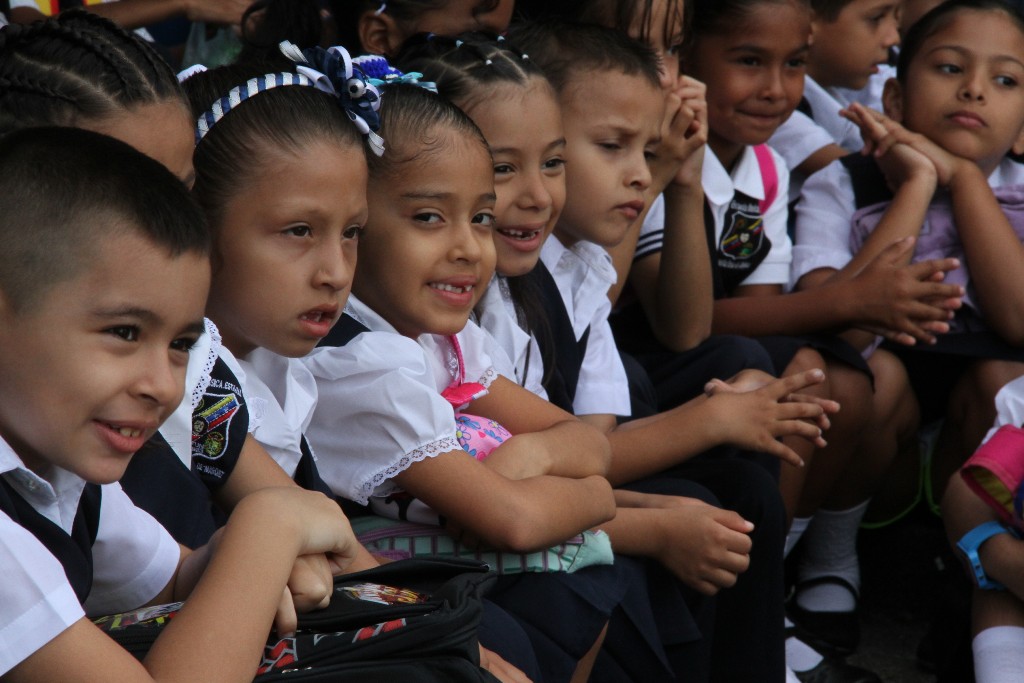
[706,369,836,467]
[845,103,971,187]
[841,103,939,191]
[650,499,754,595]
[704,368,776,395]
[847,236,964,344]
[650,76,708,193]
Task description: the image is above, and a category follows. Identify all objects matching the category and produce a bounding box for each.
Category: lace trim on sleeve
[477,365,498,389]
[190,318,222,410]
[355,435,461,504]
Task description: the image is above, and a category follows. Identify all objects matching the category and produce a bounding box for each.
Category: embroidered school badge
[192,390,240,461]
[718,200,765,261]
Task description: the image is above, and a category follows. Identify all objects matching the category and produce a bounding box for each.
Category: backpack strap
[753,144,778,215]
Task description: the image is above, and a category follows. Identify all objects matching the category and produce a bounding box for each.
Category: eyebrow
[491,138,567,156]
[91,306,206,336]
[929,45,1024,70]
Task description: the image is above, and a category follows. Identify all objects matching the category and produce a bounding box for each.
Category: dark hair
[396,32,545,111]
[329,0,502,53]
[369,82,489,180]
[507,19,661,93]
[514,0,687,59]
[897,0,1024,83]
[0,10,182,137]
[809,0,853,22]
[396,33,557,380]
[0,127,208,311]
[183,57,366,230]
[688,0,811,42]
[238,0,324,64]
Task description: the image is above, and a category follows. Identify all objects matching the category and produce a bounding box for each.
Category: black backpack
[94,557,500,682]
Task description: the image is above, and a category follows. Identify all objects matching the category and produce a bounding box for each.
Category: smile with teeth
[430,282,474,294]
[107,424,143,438]
[499,228,541,240]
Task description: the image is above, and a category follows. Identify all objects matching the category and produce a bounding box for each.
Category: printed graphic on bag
[258,638,297,674]
[93,602,183,632]
[340,583,428,605]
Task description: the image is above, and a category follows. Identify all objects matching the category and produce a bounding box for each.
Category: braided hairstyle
[396,32,557,383]
[329,0,504,54]
[0,10,181,136]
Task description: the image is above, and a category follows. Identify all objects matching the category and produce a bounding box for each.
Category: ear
[1011,124,1024,156]
[358,10,406,57]
[881,77,904,122]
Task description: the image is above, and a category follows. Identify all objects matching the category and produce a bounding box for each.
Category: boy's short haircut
[0,127,209,311]
[506,19,661,94]
[810,0,853,21]
[896,0,1024,83]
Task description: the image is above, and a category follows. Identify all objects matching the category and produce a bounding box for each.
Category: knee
[709,335,774,376]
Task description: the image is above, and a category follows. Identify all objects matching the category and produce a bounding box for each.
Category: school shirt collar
[0,435,86,534]
[540,236,617,340]
[346,295,400,335]
[704,144,765,209]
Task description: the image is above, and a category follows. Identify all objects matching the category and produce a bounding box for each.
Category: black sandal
[786,575,861,657]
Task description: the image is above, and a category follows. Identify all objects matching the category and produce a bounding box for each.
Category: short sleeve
[83,484,179,617]
[634,194,666,260]
[791,159,858,286]
[769,111,836,171]
[574,303,631,417]
[189,357,249,489]
[303,333,462,504]
[457,319,508,388]
[0,513,85,676]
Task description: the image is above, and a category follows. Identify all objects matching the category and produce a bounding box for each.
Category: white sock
[796,502,870,613]
[785,516,811,559]
[974,626,1024,683]
[785,616,824,672]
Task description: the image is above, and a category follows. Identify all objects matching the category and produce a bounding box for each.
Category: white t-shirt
[0,437,179,675]
[474,275,548,401]
[302,296,506,505]
[539,238,631,417]
[638,144,792,290]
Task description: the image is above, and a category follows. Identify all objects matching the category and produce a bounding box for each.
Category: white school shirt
[222,347,317,479]
[790,156,1024,288]
[637,144,793,288]
[302,296,506,504]
[474,275,549,401]
[0,438,179,675]
[539,238,631,417]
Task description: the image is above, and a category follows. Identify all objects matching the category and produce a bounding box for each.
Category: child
[0,125,360,682]
[944,374,1024,683]
[0,13,347,565]
[793,0,1024,527]
[768,0,901,198]
[330,0,514,57]
[181,51,534,681]
[301,82,676,682]
[398,31,789,682]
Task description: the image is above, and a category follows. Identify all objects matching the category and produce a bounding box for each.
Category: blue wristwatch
[956,521,1015,590]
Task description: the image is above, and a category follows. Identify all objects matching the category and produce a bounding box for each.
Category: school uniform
[530,232,787,681]
[121,320,249,547]
[538,237,631,417]
[0,435,179,676]
[793,155,1024,418]
[474,274,548,401]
